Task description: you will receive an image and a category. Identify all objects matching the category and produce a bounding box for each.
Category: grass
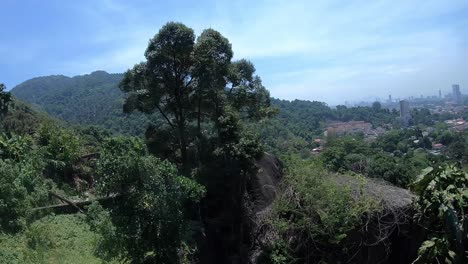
[0,214,119,264]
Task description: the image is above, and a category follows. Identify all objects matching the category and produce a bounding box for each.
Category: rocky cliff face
[249,153,283,211]
[245,153,284,263]
[247,163,422,264]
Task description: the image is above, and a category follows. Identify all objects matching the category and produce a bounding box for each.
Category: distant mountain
[11,71,150,135]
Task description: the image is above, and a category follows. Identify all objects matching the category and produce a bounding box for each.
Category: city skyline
[342,83,465,106]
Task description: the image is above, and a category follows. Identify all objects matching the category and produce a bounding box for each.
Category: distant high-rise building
[388,94,392,103]
[399,100,411,125]
[452,84,462,104]
[438,89,442,98]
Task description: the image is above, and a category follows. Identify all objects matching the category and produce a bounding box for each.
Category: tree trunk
[49,191,84,214]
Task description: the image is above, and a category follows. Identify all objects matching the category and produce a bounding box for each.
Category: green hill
[11,71,150,135]
[1,97,58,134]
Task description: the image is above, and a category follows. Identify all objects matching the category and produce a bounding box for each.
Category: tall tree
[0,83,11,117]
[120,22,274,262]
[120,22,273,175]
[192,28,233,169]
[120,22,195,173]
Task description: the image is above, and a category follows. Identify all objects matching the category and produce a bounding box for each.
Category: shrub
[0,159,52,233]
[411,165,468,263]
[94,137,205,263]
[0,215,112,264]
[263,158,380,263]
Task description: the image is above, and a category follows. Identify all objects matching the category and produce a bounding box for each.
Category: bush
[263,157,380,263]
[37,125,83,184]
[411,165,468,263]
[0,215,113,264]
[94,137,205,263]
[0,158,52,233]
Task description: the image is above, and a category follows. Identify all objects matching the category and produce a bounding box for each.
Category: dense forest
[10,73,398,138]
[11,72,150,135]
[1,22,468,264]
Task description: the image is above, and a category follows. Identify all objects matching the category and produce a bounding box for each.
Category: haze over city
[1,0,467,104]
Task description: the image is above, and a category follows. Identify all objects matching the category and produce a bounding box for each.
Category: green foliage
[95,136,146,191]
[266,240,293,264]
[317,129,439,188]
[94,137,205,263]
[8,19,466,264]
[0,153,53,233]
[0,160,31,233]
[321,136,371,172]
[85,202,120,262]
[265,157,380,263]
[367,151,431,187]
[119,22,274,262]
[373,128,432,154]
[410,108,434,126]
[38,125,82,163]
[249,99,399,158]
[411,165,468,263]
[0,83,12,116]
[0,214,115,264]
[0,124,93,234]
[121,22,273,173]
[0,96,56,135]
[74,125,112,153]
[0,134,33,160]
[37,124,83,185]
[414,237,455,264]
[11,71,150,136]
[249,99,332,157]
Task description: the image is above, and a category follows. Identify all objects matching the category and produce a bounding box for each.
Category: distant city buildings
[353,83,463,110]
[324,121,372,137]
[452,84,462,104]
[323,121,387,143]
[399,100,411,125]
[445,118,468,132]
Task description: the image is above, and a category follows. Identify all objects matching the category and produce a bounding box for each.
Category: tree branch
[49,191,85,214]
[155,104,175,129]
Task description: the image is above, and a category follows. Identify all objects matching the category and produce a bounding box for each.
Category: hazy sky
[1,0,467,104]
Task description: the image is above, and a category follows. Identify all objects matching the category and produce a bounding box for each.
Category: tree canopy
[120,22,273,174]
[0,83,12,116]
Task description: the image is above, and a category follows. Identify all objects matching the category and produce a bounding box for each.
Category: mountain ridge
[11,71,149,135]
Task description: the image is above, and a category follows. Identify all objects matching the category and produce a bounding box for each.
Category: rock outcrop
[249,170,422,264]
[248,152,283,211]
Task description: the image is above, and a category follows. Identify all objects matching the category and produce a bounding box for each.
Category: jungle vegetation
[1,22,468,264]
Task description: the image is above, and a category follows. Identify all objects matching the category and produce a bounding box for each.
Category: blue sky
[1,0,467,104]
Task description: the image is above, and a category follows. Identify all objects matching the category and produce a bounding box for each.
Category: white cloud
[40,0,468,103]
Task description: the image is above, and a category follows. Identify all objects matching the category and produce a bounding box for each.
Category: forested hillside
[11,72,397,142]
[250,99,398,156]
[0,95,57,135]
[11,71,149,135]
